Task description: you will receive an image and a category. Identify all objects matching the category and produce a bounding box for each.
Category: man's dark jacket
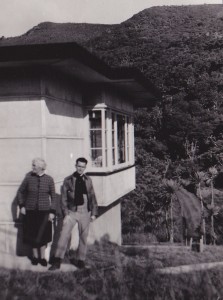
[61,172,98,217]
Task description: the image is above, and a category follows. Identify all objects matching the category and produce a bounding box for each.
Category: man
[49,157,98,270]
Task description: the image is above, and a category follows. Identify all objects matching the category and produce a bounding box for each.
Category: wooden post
[198,182,206,245]
[190,237,193,250]
[211,180,215,245]
[200,236,204,253]
[170,197,174,243]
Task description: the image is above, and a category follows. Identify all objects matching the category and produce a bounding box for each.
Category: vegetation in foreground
[2,240,223,299]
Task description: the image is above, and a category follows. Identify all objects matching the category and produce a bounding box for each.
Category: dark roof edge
[0,42,161,98]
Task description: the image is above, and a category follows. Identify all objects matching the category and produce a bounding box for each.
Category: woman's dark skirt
[23,210,52,248]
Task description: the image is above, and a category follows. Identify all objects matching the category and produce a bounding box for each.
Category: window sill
[86,164,135,176]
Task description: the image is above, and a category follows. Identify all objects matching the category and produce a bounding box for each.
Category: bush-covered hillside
[87,5,223,91]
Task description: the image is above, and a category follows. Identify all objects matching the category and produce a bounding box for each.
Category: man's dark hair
[76,157,88,165]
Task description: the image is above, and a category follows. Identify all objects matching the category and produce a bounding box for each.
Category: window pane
[112,148,115,165]
[90,130,102,148]
[105,111,108,129]
[89,110,101,129]
[105,130,107,148]
[112,130,115,147]
[117,114,126,163]
[91,149,103,167]
[126,118,130,161]
[127,146,130,161]
[112,113,115,129]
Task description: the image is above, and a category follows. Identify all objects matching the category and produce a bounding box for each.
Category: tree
[194,171,207,244]
[207,167,218,244]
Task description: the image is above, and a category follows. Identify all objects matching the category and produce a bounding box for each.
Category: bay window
[88,109,133,169]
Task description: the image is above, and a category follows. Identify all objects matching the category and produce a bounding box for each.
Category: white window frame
[87,107,134,172]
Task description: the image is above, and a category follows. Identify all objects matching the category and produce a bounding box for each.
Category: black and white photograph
[0,0,223,299]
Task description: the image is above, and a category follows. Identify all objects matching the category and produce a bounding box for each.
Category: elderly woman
[17,158,56,267]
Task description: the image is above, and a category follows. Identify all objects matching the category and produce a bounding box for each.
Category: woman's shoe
[39,258,47,267]
[31,257,39,265]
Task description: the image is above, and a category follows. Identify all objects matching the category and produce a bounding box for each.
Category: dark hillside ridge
[1,4,223,98]
[0,22,114,45]
[1,5,223,97]
[86,4,223,91]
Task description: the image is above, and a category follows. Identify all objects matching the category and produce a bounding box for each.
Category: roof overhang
[0,42,161,107]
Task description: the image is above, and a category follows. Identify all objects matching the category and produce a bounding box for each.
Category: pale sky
[0,0,222,37]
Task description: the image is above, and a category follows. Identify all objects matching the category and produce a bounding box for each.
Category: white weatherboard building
[0,42,159,255]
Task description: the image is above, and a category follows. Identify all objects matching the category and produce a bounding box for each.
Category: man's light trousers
[55,198,91,261]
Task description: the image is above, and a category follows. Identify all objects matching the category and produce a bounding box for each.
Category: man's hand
[91,215,96,222]
[63,214,71,225]
[20,207,26,215]
[48,213,55,222]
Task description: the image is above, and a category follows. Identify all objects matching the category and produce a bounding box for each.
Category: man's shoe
[39,258,47,267]
[48,257,61,271]
[70,259,85,269]
[77,260,85,269]
[48,263,60,271]
[31,257,39,266]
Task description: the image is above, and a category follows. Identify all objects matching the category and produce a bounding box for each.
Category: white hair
[32,158,47,170]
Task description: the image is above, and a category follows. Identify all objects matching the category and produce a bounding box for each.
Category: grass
[122,232,158,245]
[121,244,223,268]
[2,240,223,299]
